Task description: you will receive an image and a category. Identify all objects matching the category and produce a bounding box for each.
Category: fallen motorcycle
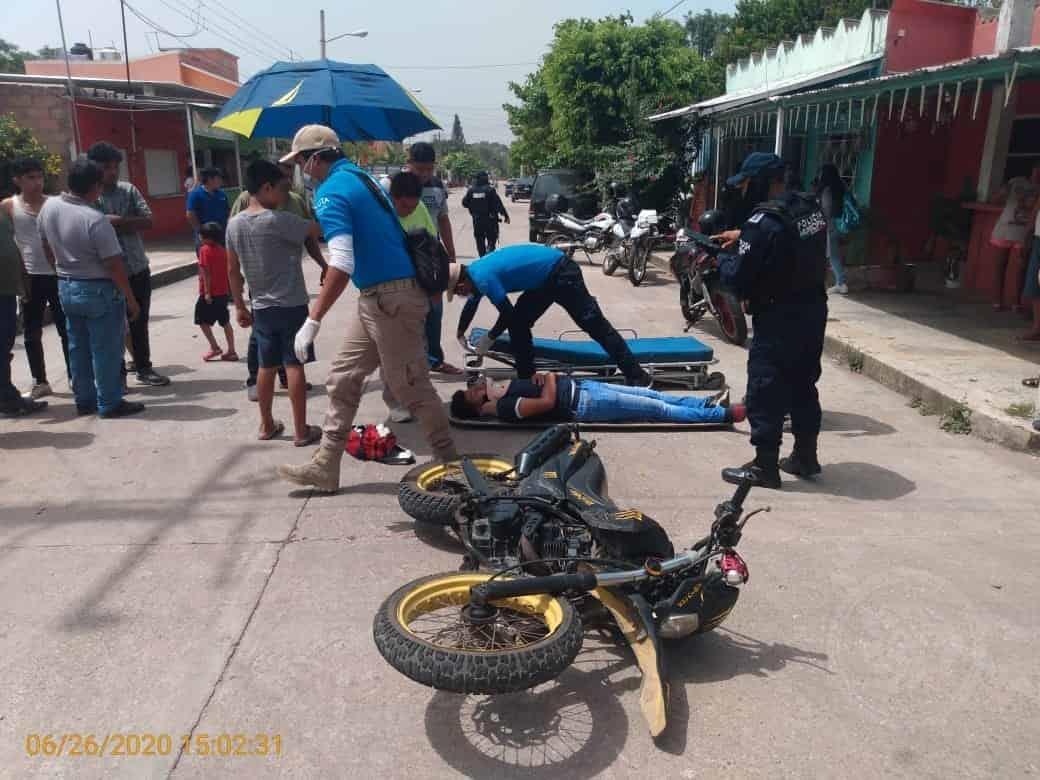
[374,424,766,737]
[669,209,748,346]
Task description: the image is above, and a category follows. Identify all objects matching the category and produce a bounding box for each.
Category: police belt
[748,286,826,313]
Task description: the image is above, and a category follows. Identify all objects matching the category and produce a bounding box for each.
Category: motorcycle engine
[467,504,593,572]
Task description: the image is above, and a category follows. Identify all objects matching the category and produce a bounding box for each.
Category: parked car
[528,169,597,243]
[504,179,516,197]
[511,176,534,202]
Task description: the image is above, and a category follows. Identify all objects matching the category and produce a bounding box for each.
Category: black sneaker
[136,370,171,387]
[100,400,146,419]
[779,453,822,479]
[1,398,48,417]
[76,403,98,416]
[721,460,782,490]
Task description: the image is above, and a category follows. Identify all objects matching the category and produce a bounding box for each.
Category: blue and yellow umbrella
[212,59,440,140]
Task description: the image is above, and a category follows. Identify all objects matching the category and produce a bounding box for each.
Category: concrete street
[2,191,1039,779]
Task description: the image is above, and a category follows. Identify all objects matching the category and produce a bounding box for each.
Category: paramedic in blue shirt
[275,125,458,493]
[450,243,651,386]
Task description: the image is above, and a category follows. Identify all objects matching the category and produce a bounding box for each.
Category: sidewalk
[144,238,198,286]
[651,251,1040,452]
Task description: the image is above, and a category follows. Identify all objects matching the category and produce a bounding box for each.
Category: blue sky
[4,0,733,143]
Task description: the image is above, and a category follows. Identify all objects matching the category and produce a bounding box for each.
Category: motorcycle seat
[470,328,714,365]
[558,214,603,229]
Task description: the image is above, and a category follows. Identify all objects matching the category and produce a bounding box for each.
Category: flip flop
[221,352,240,362]
[294,425,322,447]
[258,420,285,441]
[203,348,223,362]
[1023,377,1040,388]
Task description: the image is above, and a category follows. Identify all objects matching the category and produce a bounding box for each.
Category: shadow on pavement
[0,430,95,450]
[424,644,629,780]
[782,461,916,500]
[133,377,245,398]
[821,410,897,437]
[659,627,830,755]
[131,404,236,422]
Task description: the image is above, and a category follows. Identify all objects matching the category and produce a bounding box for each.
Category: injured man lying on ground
[451,371,744,425]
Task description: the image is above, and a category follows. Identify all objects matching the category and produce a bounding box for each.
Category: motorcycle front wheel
[710,288,749,346]
[399,455,516,525]
[628,239,650,286]
[602,247,622,275]
[678,275,704,324]
[374,572,584,694]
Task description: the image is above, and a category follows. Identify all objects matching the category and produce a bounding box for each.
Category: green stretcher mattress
[469,328,714,365]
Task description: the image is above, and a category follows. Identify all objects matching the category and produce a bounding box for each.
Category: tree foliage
[0,114,63,196]
[504,14,716,201]
[0,38,61,74]
[441,150,482,183]
[450,114,466,149]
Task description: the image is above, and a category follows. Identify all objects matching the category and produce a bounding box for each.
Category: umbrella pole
[234,135,242,189]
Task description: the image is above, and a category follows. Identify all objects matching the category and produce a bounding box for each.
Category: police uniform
[718,180,829,487]
[462,178,509,256]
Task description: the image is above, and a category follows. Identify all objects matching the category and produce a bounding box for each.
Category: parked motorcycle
[669,209,748,346]
[541,193,616,267]
[374,424,764,737]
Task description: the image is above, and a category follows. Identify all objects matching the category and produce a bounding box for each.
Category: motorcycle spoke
[406,604,552,651]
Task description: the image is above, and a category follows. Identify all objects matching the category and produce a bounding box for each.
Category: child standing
[227,160,322,446]
[196,222,237,362]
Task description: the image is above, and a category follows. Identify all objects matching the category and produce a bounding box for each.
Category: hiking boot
[780,451,822,479]
[278,447,341,493]
[721,458,781,490]
[100,400,145,419]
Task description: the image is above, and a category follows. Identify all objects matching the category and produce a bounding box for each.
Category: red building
[1,47,243,240]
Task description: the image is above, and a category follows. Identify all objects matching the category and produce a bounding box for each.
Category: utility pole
[320,9,326,58]
[120,0,137,163]
[55,0,82,156]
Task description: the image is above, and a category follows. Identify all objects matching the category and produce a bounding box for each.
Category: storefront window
[1004,116,1040,180]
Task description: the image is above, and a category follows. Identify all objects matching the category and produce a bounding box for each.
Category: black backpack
[348,170,451,294]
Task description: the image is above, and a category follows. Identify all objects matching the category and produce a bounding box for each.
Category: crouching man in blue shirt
[451,244,651,386]
[276,125,458,493]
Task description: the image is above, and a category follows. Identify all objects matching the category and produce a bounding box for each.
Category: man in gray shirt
[88,142,170,387]
[38,160,145,418]
[227,160,322,446]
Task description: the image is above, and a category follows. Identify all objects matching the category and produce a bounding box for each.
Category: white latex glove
[294,318,321,363]
[474,334,494,356]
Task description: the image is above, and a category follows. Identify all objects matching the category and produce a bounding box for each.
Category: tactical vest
[467,185,495,221]
[748,191,828,306]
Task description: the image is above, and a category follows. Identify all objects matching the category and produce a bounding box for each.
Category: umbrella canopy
[212,59,440,141]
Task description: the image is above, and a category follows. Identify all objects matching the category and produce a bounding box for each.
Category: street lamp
[320,10,368,58]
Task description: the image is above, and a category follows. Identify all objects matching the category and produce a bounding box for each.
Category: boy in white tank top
[1,157,69,399]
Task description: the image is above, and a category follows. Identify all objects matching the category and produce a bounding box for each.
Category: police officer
[462,171,510,256]
[712,153,829,489]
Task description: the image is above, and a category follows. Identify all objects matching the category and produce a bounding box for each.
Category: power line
[656,0,689,17]
[123,0,201,38]
[194,0,293,61]
[152,0,290,67]
[386,61,538,71]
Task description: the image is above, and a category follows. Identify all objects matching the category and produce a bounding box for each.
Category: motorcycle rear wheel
[544,233,577,260]
[628,240,650,286]
[399,455,516,525]
[710,289,748,346]
[374,572,584,694]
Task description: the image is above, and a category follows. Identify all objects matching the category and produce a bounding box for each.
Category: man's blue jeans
[59,279,126,414]
[575,381,728,424]
[425,297,445,368]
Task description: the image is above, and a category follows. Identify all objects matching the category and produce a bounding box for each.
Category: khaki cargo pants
[319,280,458,463]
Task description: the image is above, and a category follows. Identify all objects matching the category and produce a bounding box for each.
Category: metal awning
[648,56,881,122]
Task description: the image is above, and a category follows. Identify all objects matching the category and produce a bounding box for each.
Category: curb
[823,334,1040,453]
[16,260,197,335]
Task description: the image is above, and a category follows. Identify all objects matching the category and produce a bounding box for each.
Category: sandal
[431,362,464,375]
[294,425,322,447]
[202,348,223,362]
[258,420,285,441]
[1023,377,1040,388]
[221,351,240,362]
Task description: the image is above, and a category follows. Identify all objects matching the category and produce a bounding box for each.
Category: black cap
[727,152,784,187]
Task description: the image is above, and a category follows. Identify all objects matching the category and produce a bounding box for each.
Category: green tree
[0,114,63,196]
[441,150,482,183]
[504,14,716,202]
[0,38,32,74]
[685,10,734,58]
[450,114,466,149]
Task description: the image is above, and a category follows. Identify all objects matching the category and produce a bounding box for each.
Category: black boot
[722,451,781,490]
[780,439,821,479]
[779,451,822,478]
